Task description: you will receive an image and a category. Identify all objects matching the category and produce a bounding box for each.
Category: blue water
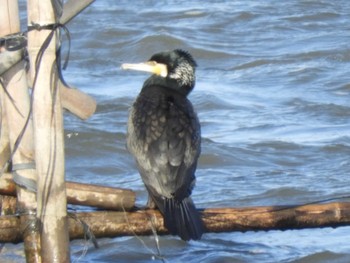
[3,0,350,262]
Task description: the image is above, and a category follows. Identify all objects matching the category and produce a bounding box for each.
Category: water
[3,0,350,262]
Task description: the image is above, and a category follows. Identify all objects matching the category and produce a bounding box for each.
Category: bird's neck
[142,75,192,97]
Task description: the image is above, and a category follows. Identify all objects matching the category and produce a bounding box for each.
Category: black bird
[122,49,204,241]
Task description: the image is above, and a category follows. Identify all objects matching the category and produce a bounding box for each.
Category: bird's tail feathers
[157,196,204,241]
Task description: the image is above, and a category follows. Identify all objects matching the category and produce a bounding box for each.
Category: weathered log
[202,203,350,232]
[1,202,350,243]
[0,215,21,243]
[69,202,350,237]
[65,181,135,210]
[0,173,136,210]
[0,173,16,196]
[0,195,17,215]
[60,81,96,120]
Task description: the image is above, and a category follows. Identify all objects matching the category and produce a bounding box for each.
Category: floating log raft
[1,201,350,243]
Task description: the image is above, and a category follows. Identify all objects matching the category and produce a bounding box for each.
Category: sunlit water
[3,0,350,262]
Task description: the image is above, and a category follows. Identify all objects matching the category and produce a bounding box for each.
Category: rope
[0,22,71,177]
[12,162,37,192]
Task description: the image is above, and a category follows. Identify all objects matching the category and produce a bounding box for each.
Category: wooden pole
[0,0,97,121]
[27,0,70,261]
[0,173,136,210]
[0,49,24,75]
[0,48,97,120]
[0,78,10,169]
[1,202,350,242]
[0,0,41,262]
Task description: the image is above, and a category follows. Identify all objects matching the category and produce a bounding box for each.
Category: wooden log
[1,202,350,242]
[0,1,41,262]
[0,173,136,210]
[60,81,96,120]
[0,173,16,196]
[68,202,350,238]
[0,215,21,243]
[66,181,135,210]
[27,0,70,261]
[0,195,17,215]
[202,203,350,232]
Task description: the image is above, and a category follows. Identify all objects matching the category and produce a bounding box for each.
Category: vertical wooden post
[27,0,70,262]
[0,0,41,262]
[0,6,11,169]
[0,84,10,169]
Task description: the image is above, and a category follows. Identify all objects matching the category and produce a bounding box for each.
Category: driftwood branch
[0,173,135,210]
[1,202,350,243]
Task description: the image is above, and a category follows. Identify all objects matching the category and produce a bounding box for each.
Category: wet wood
[0,173,136,210]
[1,202,350,242]
[68,202,350,238]
[202,203,350,232]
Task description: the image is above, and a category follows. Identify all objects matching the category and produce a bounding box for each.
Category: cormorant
[122,49,204,241]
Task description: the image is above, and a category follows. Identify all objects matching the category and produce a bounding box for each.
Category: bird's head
[122,49,197,95]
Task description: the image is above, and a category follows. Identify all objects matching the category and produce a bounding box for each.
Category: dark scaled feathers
[127,50,203,241]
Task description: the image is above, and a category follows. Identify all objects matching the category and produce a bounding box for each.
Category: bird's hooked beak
[121,61,168,77]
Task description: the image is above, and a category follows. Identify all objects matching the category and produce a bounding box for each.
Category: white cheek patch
[168,62,195,86]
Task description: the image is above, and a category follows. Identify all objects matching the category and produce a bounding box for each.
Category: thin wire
[121,205,166,262]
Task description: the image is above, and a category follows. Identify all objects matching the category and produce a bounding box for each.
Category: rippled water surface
[4,0,350,262]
